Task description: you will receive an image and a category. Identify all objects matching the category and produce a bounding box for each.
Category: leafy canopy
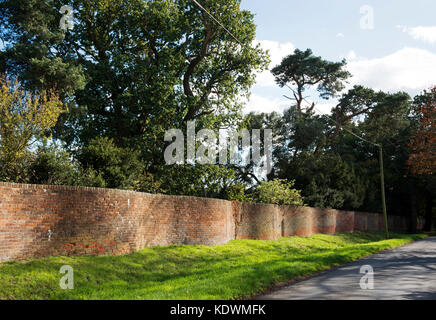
[408,87,436,175]
[255,179,304,206]
[0,75,64,181]
[0,0,269,152]
[271,48,350,113]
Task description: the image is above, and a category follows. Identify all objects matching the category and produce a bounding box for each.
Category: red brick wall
[0,182,416,262]
[280,206,355,237]
[235,203,281,240]
[354,212,414,232]
[0,182,234,262]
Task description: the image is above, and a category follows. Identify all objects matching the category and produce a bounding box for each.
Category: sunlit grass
[0,232,427,300]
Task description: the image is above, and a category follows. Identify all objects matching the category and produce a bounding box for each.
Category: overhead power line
[284,87,389,238]
[192,0,384,150]
[312,104,380,147]
[284,86,381,147]
[191,0,389,238]
[191,0,242,45]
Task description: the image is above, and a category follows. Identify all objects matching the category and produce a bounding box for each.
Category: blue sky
[240,0,436,114]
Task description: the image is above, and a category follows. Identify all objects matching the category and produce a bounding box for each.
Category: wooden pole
[379,145,390,239]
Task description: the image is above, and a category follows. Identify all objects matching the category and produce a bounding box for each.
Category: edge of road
[250,234,435,300]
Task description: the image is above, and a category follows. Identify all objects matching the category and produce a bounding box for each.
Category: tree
[258,105,366,210]
[408,86,436,175]
[273,106,328,159]
[281,151,366,210]
[327,86,411,147]
[271,48,350,113]
[407,87,436,231]
[0,75,64,181]
[264,54,414,213]
[0,0,270,199]
[235,111,282,184]
[0,0,268,154]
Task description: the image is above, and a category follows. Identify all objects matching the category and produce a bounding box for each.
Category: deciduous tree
[0,76,64,181]
[408,87,436,175]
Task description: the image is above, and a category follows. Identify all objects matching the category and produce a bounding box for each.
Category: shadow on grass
[0,232,428,300]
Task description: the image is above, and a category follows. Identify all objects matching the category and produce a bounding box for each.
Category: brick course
[0,182,419,262]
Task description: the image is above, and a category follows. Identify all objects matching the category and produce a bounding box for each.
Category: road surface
[256,237,436,300]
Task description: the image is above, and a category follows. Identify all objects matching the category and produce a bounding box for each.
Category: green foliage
[77,137,145,190]
[0,76,65,181]
[271,48,350,113]
[0,232,426,300]
[274,106,328,156]
[28,144,108,188]
[1,0,268,151]
[254,179,304,206]
[281,152,365,209]
[335,86,411,143]
[268,103,366,210]
[272,48,350,98]
[225,183,253,202]
[134,172,164,195]
[0,0,270,199]
[156,164,238,199]
[75,167,107,189]
[0,151,32,183]
[29,145,77,186]
[237,111,282,183]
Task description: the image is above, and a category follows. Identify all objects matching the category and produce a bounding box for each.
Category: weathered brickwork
[0,182,420,262]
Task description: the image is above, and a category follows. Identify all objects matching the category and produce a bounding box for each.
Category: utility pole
[378,144,390,239]
[191,0,394,240]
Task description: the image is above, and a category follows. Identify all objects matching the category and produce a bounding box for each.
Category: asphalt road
[256,237,436,300]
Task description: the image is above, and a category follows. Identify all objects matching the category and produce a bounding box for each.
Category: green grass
[0,232,427,300]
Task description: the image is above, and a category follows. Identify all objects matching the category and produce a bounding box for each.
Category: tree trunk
[424,193,434,232]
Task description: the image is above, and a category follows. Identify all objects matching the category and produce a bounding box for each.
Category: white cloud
[244,94,337,116]
[347,47,436,93]
[398,25,436,44]
[244,94,290,114]
[312,102,337,116]
[345,50,357,61]
[336,33,345,38]
[243,40,295,114]
[245,40,436,115]
[254,40,295,87]
[340,50,358,61]
[298,98,337,116]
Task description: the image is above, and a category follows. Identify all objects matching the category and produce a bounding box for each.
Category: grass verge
[0,232,427,300]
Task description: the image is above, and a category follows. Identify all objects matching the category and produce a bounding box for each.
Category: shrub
[134,172,163,194]
[29,145,107,188]
[254,179,304,206]
[77,137,144,189]
[75,167,106,188]
[29,145,77,185]
[225,183,253,203]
